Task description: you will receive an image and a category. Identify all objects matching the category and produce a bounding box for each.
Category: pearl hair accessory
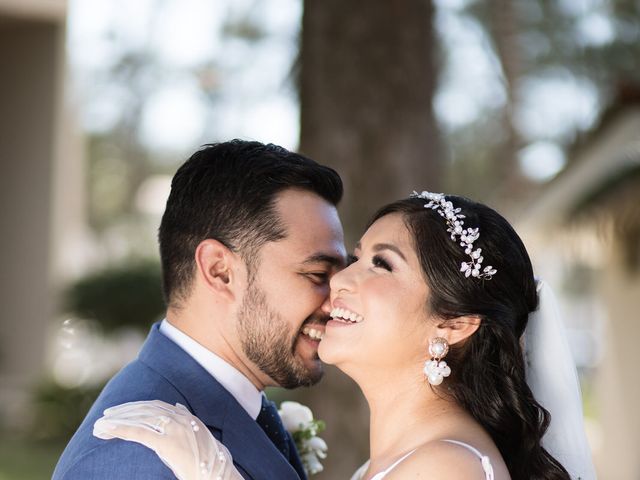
[423,337,451,386]
[410,191,497,280]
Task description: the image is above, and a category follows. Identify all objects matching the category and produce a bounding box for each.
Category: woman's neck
[358,368,463,463]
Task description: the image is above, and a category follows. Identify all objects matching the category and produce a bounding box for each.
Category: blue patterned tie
[256,396,290,459]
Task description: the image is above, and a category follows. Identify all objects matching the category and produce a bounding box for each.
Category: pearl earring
[424,337,451,386]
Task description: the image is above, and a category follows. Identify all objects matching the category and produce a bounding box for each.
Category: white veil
[524,280,597,480]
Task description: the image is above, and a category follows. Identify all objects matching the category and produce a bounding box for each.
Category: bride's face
[318,213,433,376]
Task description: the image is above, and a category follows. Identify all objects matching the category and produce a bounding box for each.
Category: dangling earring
[424,337,451,386]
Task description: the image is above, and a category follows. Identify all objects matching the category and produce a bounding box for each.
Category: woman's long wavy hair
[370,196,570,480]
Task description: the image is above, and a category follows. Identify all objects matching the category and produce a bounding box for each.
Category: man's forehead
[275,190,344,234]
[274,189,339,221]
[260,238,346,270]
[267,188,344,262]
[267,222,346,264]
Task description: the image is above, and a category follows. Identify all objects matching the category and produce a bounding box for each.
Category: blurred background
[1,0,639,478]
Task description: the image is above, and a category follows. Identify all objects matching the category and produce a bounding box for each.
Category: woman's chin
[317,336,347,366]
[318,336,364,372]
[317,339,334,364]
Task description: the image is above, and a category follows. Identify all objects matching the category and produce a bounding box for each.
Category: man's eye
[372,255,392,272]
[307,272,329,284]
[347,254,358,266]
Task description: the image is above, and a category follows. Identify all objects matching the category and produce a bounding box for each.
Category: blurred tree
[63,261,164,333]
[30,380,104,442]
[299,0,444,245]
[85,9,166,233]
[29,260,164,441]
[454,0,640,207]
[80,2,268,235]
[296,2,443,477]
[486,0,527,198]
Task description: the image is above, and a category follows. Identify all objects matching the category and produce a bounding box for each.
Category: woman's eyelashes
[372,254,393,272]
[347,253,392,272]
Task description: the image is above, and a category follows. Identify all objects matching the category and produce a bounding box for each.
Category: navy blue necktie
[256,397,291,459]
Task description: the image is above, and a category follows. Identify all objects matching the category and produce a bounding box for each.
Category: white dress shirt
[159,319,262,420]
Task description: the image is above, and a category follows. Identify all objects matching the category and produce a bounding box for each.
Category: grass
[0,436,65,480]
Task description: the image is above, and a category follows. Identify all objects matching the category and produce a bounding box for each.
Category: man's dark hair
[158,139,343,305]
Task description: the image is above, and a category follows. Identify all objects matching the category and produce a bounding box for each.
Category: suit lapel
[218,407,302,479]
[287,432,308,480]
[138,323,300,479]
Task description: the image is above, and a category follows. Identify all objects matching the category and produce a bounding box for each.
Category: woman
[94,192,591,479]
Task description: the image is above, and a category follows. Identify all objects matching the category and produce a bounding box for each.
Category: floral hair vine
[410,191,497,280]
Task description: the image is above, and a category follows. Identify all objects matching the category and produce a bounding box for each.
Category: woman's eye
[347,254,359,266]
[372,255,392,272]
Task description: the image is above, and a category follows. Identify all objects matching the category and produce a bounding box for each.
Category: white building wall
[0,0,84,427]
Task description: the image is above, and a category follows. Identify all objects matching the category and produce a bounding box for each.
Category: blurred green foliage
[0,435,65,480]
[29,380,105,442]
[26,260,165,443]
[63,260,165,332]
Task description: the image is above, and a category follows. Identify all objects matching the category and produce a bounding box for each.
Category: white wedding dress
[350,440,494,480]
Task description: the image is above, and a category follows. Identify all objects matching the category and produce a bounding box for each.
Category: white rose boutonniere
[279,401,327,476]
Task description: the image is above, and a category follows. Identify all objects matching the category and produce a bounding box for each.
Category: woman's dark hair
[370,196,570,480]
[158,139,342,305]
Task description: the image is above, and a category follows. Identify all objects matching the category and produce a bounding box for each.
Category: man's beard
[237,280,323,389]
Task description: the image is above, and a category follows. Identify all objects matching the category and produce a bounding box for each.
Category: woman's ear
[436,316,482,346]
[194,239,242,301]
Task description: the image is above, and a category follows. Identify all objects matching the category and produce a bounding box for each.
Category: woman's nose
[320,295,332,316]
[329,262,356,295]
[321,264,356,316]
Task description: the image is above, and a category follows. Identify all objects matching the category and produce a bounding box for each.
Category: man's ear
[194,239,242,301]
[436,316,482,346]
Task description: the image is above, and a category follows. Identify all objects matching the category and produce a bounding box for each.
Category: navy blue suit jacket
[53,323,305,480]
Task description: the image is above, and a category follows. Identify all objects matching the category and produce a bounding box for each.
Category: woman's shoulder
[383,439,505,480]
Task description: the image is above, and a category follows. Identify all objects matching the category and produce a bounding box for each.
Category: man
[53,140,346,479]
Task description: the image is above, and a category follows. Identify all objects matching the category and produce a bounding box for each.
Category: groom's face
[237,188,346,388]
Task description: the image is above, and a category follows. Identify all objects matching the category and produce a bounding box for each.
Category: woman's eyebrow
[355,241,407,261]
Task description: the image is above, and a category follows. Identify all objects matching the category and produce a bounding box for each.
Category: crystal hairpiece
[410,191,497,280]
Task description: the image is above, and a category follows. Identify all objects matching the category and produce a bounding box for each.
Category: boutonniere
[279,401,328,475]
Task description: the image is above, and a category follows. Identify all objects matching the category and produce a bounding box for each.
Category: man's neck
[165,309,269,390]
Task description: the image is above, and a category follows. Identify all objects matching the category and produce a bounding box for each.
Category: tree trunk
[488,0,531,202]
[299,0,443,245]
[295,3,442,478]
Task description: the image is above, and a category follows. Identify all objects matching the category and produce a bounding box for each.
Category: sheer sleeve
[94,400,243,480]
